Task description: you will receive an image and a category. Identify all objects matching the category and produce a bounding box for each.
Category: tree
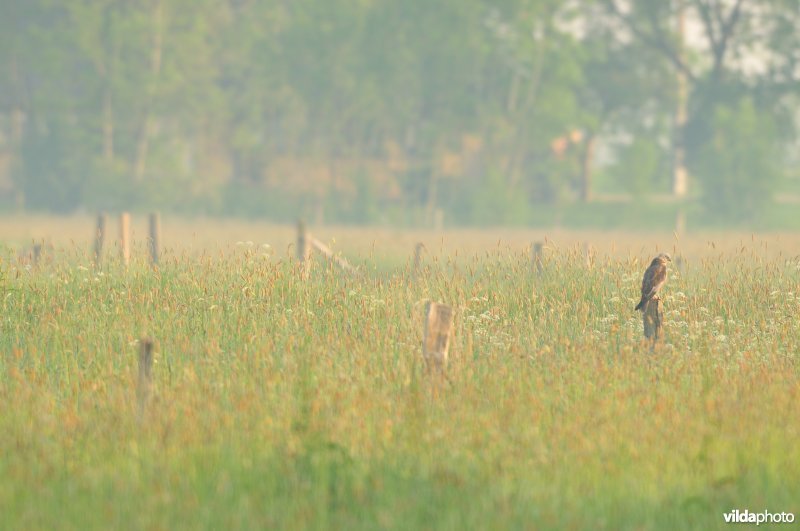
[441,0,590,212]
[591,0,800,211]
[7,0,227,211]
[695,97,780,222]
[578,11,673,200]
[2,0,795,224]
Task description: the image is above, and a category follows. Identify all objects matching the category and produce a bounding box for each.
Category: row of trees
[0,0,798,224]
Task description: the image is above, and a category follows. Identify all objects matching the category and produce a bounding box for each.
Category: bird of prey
[635,253,671,312]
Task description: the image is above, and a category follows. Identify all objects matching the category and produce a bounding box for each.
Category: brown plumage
[635,253,671,312]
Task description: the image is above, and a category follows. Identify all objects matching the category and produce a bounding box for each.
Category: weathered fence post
[296,219,311,273]
[643,299,663,344]
[137,338,154,420]
[94,213,107,265]
[120,212,131,267]
[32,243,42,267]
[423,301,453,373]
[309,236,358,276]
[532,241,543,274]
[148,212,161,266]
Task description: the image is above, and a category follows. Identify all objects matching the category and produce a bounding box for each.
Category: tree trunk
[672,0,689,198]
[9,54,25,208]
[99,6,117,165]
[103,85,114,162]
[506,70,520,114]
[580,133,595,202]
[134,0,163,181]
[425,168,439,227]
[506,46,545,189]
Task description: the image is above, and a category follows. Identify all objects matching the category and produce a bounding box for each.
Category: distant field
[3,214,800,263]
[1,216,799,529]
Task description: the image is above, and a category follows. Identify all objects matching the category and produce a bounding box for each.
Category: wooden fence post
[643,299,663,344]
[148,212,161,266]
[120,212,131,267]
[532,242,543,274]
[296,219,311,265]
[137,338,154,420]
[94,213,107,265]
[423,301,453,372]
[32,243,42,267]
[309,236,358,276]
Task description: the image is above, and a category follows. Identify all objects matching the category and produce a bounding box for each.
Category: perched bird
[635,253,671,312]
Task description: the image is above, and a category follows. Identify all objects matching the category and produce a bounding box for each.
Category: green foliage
[614,137,665,197]
[1,0,798,226]
[455,170,531,226]
[17,118,93,213]
[694,98,782,223]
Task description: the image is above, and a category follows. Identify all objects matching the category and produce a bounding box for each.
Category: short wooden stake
[532,242,543,274]
[120,212,131,267]
[137,338,154,419]
[296,219,310,269]
[422,301,453,372]
[32,243,42,266]
[643,299,663,344]
[148,212,161,266]
[94,213,107,265]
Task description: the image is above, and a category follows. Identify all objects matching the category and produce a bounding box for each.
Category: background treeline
[1,0,798,227]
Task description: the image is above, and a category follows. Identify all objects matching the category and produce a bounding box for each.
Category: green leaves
[1,0,798,225]
[695,97,781,223]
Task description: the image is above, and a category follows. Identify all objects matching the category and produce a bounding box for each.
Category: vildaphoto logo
[723,509,795,525]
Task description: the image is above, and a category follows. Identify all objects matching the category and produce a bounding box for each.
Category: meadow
[1,216,799,530]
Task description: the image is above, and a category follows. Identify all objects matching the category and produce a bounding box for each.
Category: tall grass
[1,242,798,530]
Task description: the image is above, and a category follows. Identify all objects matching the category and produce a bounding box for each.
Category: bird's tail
[634,298,646,312]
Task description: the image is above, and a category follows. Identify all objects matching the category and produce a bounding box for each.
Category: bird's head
[655,253,672,264]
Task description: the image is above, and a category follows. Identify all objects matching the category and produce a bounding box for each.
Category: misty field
[1,221,799,530]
